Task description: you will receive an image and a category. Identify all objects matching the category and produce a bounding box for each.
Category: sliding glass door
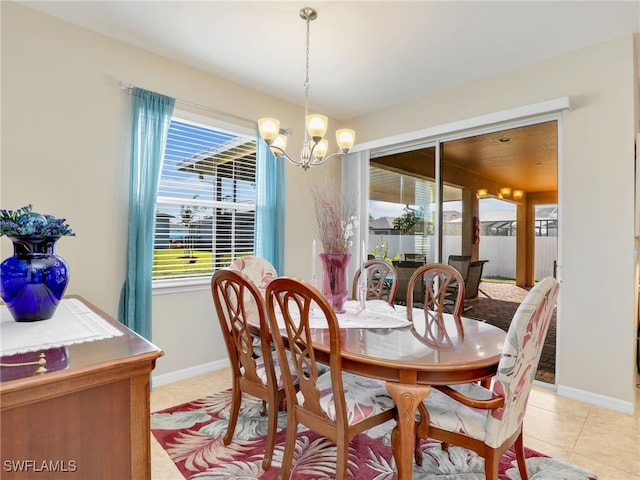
[366,120,558,288]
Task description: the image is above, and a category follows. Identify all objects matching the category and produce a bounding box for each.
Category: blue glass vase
[0,236,69,322]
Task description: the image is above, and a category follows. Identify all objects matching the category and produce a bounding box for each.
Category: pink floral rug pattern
[151,389,598,479]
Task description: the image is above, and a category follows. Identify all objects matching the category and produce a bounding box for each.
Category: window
[368,162,437,265]
[153,112,257,286]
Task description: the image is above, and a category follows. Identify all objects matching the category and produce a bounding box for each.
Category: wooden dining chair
[414,277,560,480]
[211,268,296,470]
[265,277,397,480]
[351,259,398,305]
[406,263,465,321]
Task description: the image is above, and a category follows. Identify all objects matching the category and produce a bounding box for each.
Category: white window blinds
[153,117,257,284]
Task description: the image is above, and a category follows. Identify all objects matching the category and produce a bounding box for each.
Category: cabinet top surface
[0,295,162,386]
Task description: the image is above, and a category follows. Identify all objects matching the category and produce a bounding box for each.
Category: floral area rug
[151,389,598,480]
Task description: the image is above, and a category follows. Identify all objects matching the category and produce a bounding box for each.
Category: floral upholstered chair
[414,276,560,480]
[265,277,397,480]
[229,256,277,292]
[210,269,298,470]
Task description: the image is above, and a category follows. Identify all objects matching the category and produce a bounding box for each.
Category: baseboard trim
[532,379,557,390]
[152,359,230,387]
[557,384,635,415]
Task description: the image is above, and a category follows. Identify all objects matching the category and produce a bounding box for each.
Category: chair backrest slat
[351,259,398,305]
[406,263,465,320]
[211,268,278,389]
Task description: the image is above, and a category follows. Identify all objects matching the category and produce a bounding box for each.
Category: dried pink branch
[312,184,359,254]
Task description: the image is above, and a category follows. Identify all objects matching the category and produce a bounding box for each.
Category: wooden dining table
[290,300,507,480]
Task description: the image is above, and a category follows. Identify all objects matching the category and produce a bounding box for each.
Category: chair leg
[261,394,278,470]
[335,435,349,480]
[484,449,499,480]
[414,431,423,466]
[279,417,298,480]
[224,382,242,445]
[414,403,430,466]
[514,432,529,480]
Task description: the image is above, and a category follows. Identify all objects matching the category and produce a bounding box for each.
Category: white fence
[369,234,557,281]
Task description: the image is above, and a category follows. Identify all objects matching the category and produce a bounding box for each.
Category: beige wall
[2,3,637,411]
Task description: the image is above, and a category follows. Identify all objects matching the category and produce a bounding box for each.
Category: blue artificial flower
[0,205,75,237]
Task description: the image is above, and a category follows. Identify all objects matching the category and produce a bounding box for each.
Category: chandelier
[258,7,355,171]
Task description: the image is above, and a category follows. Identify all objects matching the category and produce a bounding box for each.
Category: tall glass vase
[0,235,70,322]
[319,252,351,313]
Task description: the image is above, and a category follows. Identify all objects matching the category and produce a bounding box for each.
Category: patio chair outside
[392,260,425,305]
[447,255,471,282]
[465,260,489,300]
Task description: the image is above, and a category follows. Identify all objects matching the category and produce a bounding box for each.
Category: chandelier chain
[303,14,311,143]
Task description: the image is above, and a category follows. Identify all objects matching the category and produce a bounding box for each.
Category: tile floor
[150,369,640,480]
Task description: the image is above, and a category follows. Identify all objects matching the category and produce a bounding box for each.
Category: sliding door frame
[351,97,568,266]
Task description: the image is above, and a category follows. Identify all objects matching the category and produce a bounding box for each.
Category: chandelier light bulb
[313,139,329,161]
[306,114,328,140]
[499,187,512,197]
[257,118,280,144]
[270,134,287,157]
[336,129,355,152]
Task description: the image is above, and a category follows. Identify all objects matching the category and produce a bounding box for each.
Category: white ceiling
[19,1,640,120]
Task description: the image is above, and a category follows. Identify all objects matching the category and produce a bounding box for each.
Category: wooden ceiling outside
[370,121,558,204]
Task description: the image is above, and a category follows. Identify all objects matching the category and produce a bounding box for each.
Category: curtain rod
[119,82,257,128]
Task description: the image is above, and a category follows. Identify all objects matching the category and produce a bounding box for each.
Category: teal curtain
[119,88,175,340]
[255,136,285,274]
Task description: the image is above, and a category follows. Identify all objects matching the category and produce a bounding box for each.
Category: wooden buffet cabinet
[0,296,163,479]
